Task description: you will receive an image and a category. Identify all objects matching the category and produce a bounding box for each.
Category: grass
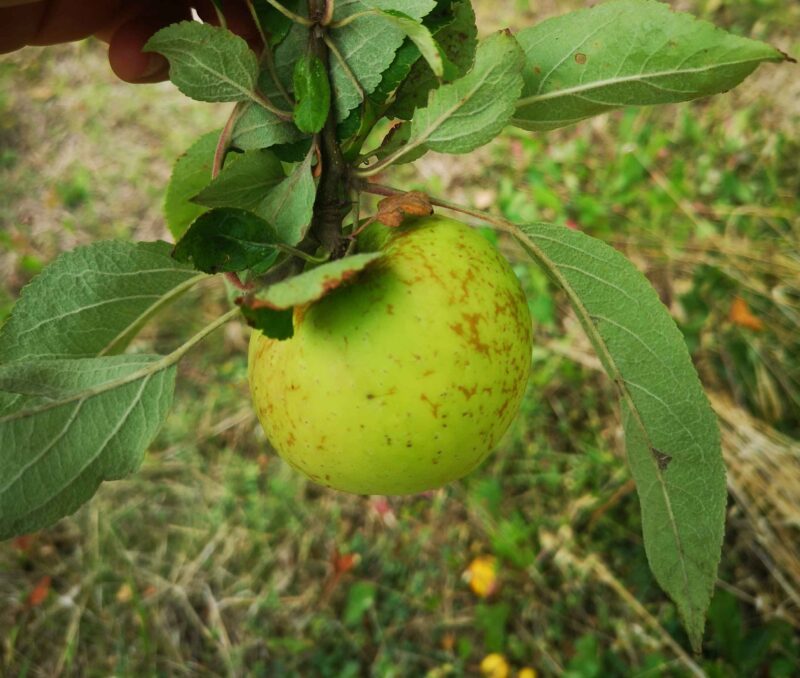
[1,2,799,676]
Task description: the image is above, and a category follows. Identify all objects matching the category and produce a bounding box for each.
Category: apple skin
[248,215,532,495]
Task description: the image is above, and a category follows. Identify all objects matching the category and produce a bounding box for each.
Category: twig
[213,103,244,179]
[306,2,352,256]
[252,90,293,120]
[212,2,228,29]
[328,9,375,29]
[321,0,335,26]
[264,0,313,25]
[245,0,269,46]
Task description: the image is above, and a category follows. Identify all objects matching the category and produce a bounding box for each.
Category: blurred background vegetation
[1,1,799,676]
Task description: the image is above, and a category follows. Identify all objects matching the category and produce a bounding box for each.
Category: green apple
[248,215,532,495]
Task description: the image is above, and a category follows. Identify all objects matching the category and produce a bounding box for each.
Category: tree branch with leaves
[0,0,792,653]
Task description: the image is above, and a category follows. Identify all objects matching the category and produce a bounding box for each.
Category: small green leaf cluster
[0,0,790,652]
[146,0,783,341]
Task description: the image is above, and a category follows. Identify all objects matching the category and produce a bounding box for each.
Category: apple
[248,215,532,495]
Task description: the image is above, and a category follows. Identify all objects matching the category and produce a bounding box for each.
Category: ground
[0,1,799,676]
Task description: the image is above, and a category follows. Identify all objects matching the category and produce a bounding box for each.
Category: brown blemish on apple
[414,251,446,287]
[386,304,394,315]
[496,400,510,420]
[461,312,490,356]
[457,267,476,302]
[420,393,441,418]
[457,384,477,400]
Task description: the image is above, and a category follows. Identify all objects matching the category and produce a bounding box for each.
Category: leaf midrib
[515,56,770,109]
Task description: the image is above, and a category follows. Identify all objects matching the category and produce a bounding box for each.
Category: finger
[0,1,46,53]
[26,0,129,46]
[107,4,191,83]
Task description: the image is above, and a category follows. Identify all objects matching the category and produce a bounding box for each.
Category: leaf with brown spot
[513,0,788,132]
[376,191,433,227]
[652,447,673,471]
[514,222,726,652]
[245,253,383,314]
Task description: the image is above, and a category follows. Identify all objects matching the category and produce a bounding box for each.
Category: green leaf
[259,18,308,104]
[388,0,477,119]
[512,0,788,131]
[251,253,382,309]
[0,242,201,362]
[388,31,523,162]
[514,222,726,652]
[238,305,294,340]
[371,122,425,164]
[328,0,437,120]
[144,21,259,103]
[252,0,302,47]
[371,38,425,106]
[378,10,443,78]
[173,209,281,274]
[164,130,218,239]
[193,150,285,211]
[232,101,304,151]
[292,55,332,134]
[255,150,317,246]
[272,137,314,163]
[0,354,176,541]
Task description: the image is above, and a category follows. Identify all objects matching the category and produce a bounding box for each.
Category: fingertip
[0,2,45,54]
[107,15,175,84]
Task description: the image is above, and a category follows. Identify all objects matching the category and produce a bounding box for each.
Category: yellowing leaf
[463,555,499,598]
[376,191,433,227]
[729,296,764,331]
[480,653,510,678]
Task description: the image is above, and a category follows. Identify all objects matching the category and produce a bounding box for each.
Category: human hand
[0,1,260,83]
